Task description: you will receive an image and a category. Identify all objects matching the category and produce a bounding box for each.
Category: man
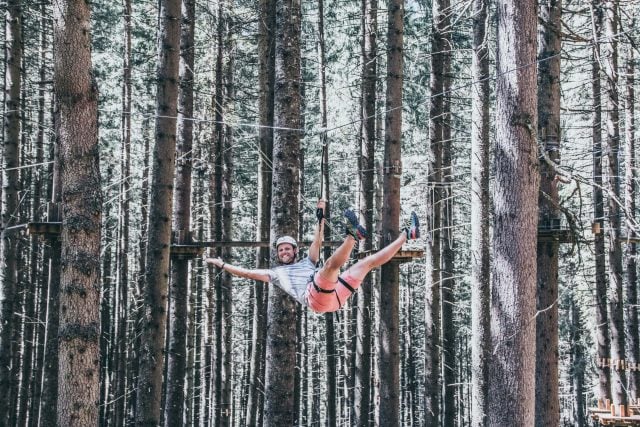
[204,200,420,313]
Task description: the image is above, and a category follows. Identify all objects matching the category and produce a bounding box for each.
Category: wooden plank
[618,235,640,244]
[170,245,205,259]
[27,222,61,236]
[594,414,640,426]
[356,249,424,263]
[537,229,573,243]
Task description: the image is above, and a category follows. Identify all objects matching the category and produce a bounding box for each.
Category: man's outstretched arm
[204,256,271,283]
[308,200,326,264]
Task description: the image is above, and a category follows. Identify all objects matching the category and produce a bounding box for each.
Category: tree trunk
[164,0,196,423]
[192,159,206,426]
[212,1,226,423]
[470,0,490,425]
[355,0,376,421]
[316,0,337,424]
[246,0,275,422]
[39,121,62,425]
[52,0,102,423]
[136,0,181,423]
[263,0,301,422]
[220,24,235,425]
[100,168,115,423]
[114,1,133,423]
[624,44,640,400]
[378,0,403,422]
[488,0,539,425]
[569,289,586,426]
[21,21,42,423]
[602,0,627,406]
[535,0,561,425]
[30,6,51,422]
[426,0,445,422]
[0,0,22,421]
[129,114,152,424]
[591,0,611,401]
[439,2,455,424]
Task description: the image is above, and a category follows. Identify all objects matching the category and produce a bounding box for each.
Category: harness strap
[338,276,356,294]
[311,276,335,294]
[309,275,356,310]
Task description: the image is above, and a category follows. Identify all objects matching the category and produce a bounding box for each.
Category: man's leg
[343,211,420,285]
[315,209,367,285]
[344,232,407,283]
[316,236,357,284]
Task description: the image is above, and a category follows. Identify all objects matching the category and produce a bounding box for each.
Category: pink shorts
[305,270,362,313]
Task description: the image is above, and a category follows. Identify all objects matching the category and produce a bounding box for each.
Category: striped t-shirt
[268,257,317,306]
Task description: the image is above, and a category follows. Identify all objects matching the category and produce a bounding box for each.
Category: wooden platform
[589,399,640,426]
[170,244,205,259]
[27,222,61,237]
[356,249,424,263]
[537,228,573,243]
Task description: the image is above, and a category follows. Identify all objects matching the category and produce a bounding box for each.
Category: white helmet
[276,236,298,248]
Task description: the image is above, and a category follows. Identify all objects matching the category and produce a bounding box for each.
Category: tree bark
[136,0,181,423]
[30,5,51,422]
[52,0,102,423]
[246,0,275,422]
[470,0,490,425]
[425,0,445,422]
[129,114,152,424]
[220,22,235,425]
[315,0,337,424]
[164,0,196,423]
[488,0,539,425]
[113,1,133,423]
[535,0,561,425]
[438,1,455,424]
[0,0,22,421]
[100,167,115,423]
[355,0,376,421]
[569,289,586,426]
[624,44,640,400]
[39,117,62,425]
[601,0,627,406]
[590,0,611,401]
[263,0,301,422]
[378,0,403,423]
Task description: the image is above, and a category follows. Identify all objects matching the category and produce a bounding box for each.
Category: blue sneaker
[406,211,420,240]
[344,209,367,240]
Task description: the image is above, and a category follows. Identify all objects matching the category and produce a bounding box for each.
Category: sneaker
[344,209,367,240]
[406,211,420,240]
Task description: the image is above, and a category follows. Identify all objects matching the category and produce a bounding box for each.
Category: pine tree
[246,0,275,422]
[355,0,377,421]
[52,0,102,423]
[136,0,181,423]
[470,0,490,424]
[535,0,561,424]
[0,0,22,420]
[591,0,611,402]
[601,0,627,407]
[164,0,196,422]
[488,0,539,424]
[378,0,403,422]
[263,0,302,422]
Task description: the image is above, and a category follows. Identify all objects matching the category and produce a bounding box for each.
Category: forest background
[0,0,638,425]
